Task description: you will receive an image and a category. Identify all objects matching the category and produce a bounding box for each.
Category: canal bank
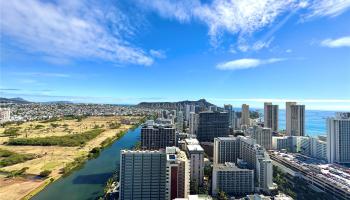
[30,127,141,200]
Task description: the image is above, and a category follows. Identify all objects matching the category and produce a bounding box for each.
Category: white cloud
[138,0,297,46]
[138,0,350,49]
[138,0,197,22]
[216,58,285,70]
[150,49,166,59]
[238,38,274,52]
[1,0,155,66]
[320,36,350,48]
[305,0,350,18]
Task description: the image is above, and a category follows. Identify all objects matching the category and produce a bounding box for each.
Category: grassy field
[7,128,104,146]
[0,148,35,168]
[0,116,143,200]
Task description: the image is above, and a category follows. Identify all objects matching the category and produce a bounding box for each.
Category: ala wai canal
[32,127,141,200]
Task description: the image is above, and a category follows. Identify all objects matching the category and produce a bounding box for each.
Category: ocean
[253,109,338,137]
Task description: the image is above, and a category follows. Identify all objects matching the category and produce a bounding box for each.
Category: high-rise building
[141,123,177,150]
[213,136,276,193]
[209,106,217,112]
[256,158,274,193]
[176,111,184,132]
[213,137,239,165]
[248,126,272,150]
[234,112,242,130]
[119,150,167,200]
[189,112,199,135]
[197,111,229,142]
[286,102,305,136]
[309,137,327,160]
[272,135,327,160]
[241,104,250,126]
[327,112,350,164]
[186,143,204,189]
[224,104,233,111]
[273,136,308,153]
[120,148,190,200]
[185,105,191,122]
[212,162,254,196]
[264,103,278,132]
[224,104,236,128]
[239,137,276,193]
[286,102,296,135]
[165,147,190,200]
[290,104,305,136]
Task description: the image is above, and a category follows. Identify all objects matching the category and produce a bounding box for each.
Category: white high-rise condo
[327,112,350,164]
[189,112,199,135]
[248,125,272,150]
[185,105,191,121]
[119,148,190,200]
[185,140,204,190]
[119,150,167,200]
[213,136,277,194]
[286,102,305,136]
[264,102,278,132]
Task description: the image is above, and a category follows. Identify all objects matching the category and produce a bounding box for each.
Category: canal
[32,127,141,200]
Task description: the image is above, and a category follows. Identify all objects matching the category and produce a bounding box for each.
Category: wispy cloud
[305,0,350,18]
[320,36,350,48]
[237,38,274,52]
[0,88,53,92]
[216,58,285,71]
[138,0,350,49]
[18,79,38,84]
[0,88,21,91]
[1,0,156,66]
[13,72,71,78]
[150,49,166,59]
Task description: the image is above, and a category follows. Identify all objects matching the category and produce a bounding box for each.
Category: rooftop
[271,150,350,192]
[187,144,204,152]
[214,162,254,172]
[185,138,200,145]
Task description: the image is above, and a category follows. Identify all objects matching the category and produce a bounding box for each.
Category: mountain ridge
[137,99,216,109]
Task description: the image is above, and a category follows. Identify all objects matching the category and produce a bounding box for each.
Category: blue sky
[1,0,350,110]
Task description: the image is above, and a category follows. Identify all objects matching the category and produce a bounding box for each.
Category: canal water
[32,127,141,200]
